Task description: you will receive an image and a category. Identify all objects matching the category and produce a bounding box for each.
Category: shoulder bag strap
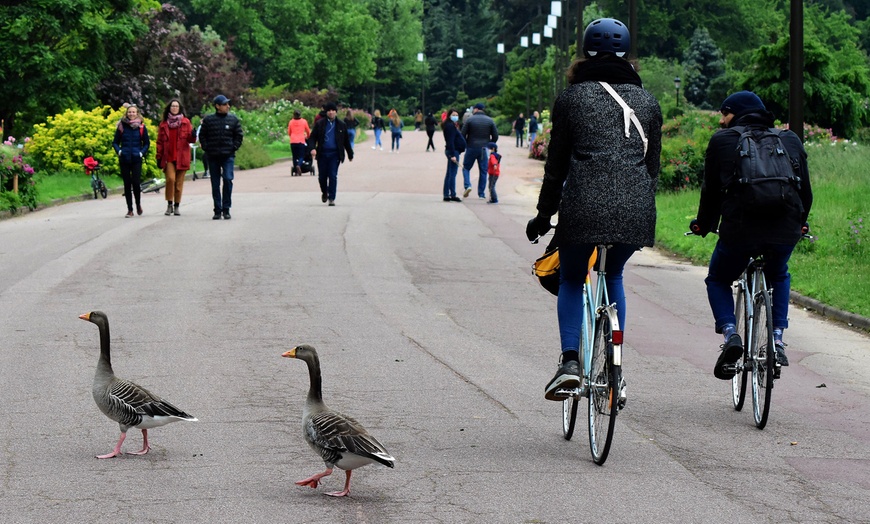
[599,81,648,157]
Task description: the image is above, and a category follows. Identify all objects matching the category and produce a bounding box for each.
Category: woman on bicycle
[526,18,662,401]
[156,99,196,216]
[112,105,150,218]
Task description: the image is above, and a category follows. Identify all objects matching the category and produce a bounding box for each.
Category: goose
[78,311,197,458]
[282,344,395,497]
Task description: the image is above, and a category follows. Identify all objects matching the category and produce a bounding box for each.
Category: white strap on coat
[599,81,648,157]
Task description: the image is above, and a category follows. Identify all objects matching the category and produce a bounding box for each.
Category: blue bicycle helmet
[583,18,630,58]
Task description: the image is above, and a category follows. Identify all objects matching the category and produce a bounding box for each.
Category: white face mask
[450,115,459,122]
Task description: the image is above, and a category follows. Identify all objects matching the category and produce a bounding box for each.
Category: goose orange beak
[282,348,298,358]
[79,313,91,321]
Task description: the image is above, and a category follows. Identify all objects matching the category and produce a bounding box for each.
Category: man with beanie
[308,102,354,206]
[692,91,813,379]
[199,94,243,219]
[460,103,499,199]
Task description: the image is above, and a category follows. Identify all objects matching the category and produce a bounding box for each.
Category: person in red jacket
[156,99,196,216]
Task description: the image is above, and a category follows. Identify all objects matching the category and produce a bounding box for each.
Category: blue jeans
[209,155,234,212]
[347,129,356,151]
[462,146,487,196]
[443,153,459,198]
[529,132,537,149]
[557,243,638,353]
[705,240,794,332]
[487,174,498,202]
[374,128,383,148]
[391,132,401,151]
[516,131,524,147]
[317,150,340,201]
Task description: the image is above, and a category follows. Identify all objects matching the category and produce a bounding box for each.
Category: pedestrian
[112,104,150,218]
[388,109,402,153]
[288,109,311,176]
[198,94,243,220]
[156,99,196,216]
[414,109,423,131]
[370,109,385,151]
[344,110,359,151]
[526,18,662,402]
[425,112,437,151]
[690,90,813,379]
[486,142,501,204]
[528,111,539,151]
[460,102,499,199]
[309,102,353,206]
[513,112,526,148]
[441,108,465,202]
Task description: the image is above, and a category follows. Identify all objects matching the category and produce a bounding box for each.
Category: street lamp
[457,48,464,93]
[417,52,425,115]
[674,76,681,107]
[521,36,530,116]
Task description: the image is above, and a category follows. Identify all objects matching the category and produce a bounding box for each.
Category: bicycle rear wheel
[99,180,108,199]
[588,310,618,465]
[751,288,775,429]
[562,395,579,440]
[731,278,749,411]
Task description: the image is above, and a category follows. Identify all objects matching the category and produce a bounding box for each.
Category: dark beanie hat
[323,102,337,111]
[720,91,765,116]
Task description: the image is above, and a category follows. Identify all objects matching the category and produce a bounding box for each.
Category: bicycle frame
[579,246,622,391]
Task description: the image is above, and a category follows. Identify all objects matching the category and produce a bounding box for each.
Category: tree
[0,0,144,137]
[682,27,725,109]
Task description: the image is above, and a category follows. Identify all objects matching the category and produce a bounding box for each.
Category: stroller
[84,157,108,199]
[292,146,316,176]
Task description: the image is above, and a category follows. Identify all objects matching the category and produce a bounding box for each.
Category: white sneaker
[379,147,383,151]
[371,146,376,150]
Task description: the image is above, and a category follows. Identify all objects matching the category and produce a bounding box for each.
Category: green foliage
[658,111,720,192]
[0,139,38,212]
[682,27,725,109]
[234,140,273,170]
[27,106,161,179]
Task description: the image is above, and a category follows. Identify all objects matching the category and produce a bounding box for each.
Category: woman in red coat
[156,99,196,216]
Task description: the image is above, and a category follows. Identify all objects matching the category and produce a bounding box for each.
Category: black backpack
[727,126,802,216]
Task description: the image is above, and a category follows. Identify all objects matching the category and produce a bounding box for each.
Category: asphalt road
[1,130,869,523]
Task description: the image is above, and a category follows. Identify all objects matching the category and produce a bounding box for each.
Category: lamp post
[417,52,425,115]
[674,76,681,108]
[497,43,505,87]
[457,48,464,93]
[520,36,530,116]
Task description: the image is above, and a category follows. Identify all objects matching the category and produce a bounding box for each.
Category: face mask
[450,115,459,122]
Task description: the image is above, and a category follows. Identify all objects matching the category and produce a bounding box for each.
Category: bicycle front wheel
[562,395,578,440]
[732,278,749,411]
[588,310,619,465]
[99,181,108,199]
[751,288,775,429]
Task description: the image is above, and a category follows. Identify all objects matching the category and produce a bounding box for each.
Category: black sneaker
[321,192,328,203]
[213,212,222,220]
[449,196,462,202]
[544,359,581,401]
[223,210,231,220]
[774,341,789,366]
[714,334,743,380]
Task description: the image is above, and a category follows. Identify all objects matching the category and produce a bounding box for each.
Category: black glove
[689,218,702,236]
[526,215,552,243]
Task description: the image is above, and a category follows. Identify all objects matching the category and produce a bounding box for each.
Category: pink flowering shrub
[1,136,38,212]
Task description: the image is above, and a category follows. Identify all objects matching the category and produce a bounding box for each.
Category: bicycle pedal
[555,387,583,398]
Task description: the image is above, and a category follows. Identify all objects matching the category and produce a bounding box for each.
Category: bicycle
[534,238,624,465]
[687,227,812,429]
[83,157,108,199]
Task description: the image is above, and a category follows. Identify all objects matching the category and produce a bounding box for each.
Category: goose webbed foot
[126,429,151,455]
[324,470,352,497]
[295,467,333,489]
[96,432,127,459]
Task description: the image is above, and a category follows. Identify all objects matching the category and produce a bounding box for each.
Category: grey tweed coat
[537,81,662,247]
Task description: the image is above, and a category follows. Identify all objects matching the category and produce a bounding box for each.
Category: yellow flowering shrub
[27,106,160,178]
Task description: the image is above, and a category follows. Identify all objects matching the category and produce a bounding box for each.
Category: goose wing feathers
[103,378,195,428]
[306,411,395,468]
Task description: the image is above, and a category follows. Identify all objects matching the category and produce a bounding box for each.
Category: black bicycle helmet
[583,18,630,58]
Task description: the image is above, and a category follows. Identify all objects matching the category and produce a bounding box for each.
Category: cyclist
[526,18,662,401]
[691,91,813,379]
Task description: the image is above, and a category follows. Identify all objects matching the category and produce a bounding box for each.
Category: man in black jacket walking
[308,102,354,206]
[199,94,243,219]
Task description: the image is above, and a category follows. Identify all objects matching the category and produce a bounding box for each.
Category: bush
[658,111,719,192]
[27,106,161,180]
[1,138,38,212]
[234,140,273,170]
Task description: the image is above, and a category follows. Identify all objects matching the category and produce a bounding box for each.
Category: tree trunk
[13,174,19,193]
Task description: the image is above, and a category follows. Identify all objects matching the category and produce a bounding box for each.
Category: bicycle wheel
[562,395,579,440]
[99,180,108,199]
[750,288,775,429]
[588,310,618,465]
[731,278,749,411]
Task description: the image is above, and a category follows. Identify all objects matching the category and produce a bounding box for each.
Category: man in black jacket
[692,91,813,379]
[308,102,353,206]
[199,94,244,219]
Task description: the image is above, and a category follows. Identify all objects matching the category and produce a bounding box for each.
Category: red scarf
[167,113,183,129]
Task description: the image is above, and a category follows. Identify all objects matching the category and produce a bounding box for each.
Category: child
[486,142,501,204]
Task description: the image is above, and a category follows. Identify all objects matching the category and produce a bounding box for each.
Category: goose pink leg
[296,467,333,489]
[96,432,127,459]
[324,470,353,498]
[126,429,151,455]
